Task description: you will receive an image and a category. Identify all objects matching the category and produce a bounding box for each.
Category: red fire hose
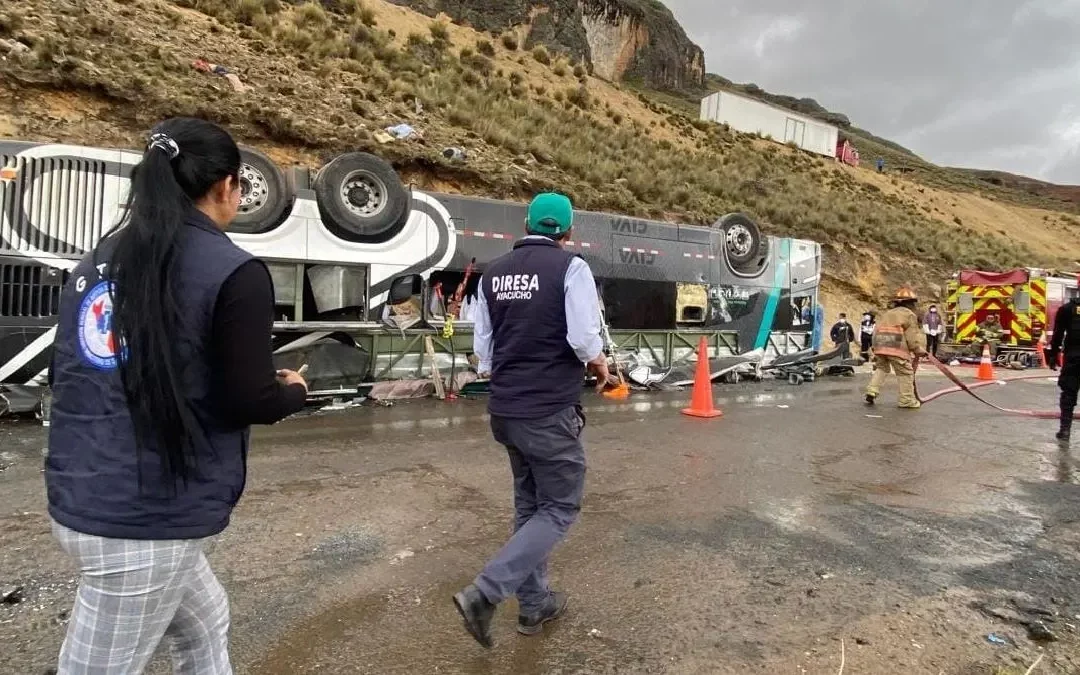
[913,354,1077,419]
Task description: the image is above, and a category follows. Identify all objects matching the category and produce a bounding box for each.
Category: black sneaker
[1056,426,1071,441]
[453,585,495,648]
[517,591,569,636]
[864,393,876,406]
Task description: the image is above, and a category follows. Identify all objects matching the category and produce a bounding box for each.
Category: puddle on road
[251,579,621,675]
[1038,439,1080,485]
[253,589,389,673]
[287,390,809,439]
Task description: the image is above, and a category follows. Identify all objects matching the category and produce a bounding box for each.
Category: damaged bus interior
[0,139,822,406]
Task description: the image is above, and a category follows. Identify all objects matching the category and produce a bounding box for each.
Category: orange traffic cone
[975,343,995,381]
[681,336,723,418]
[1037,334,1048,369]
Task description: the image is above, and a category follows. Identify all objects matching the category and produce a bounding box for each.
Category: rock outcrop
[393,0,705,90]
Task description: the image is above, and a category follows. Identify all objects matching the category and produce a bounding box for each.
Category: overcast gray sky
[665,0,1080,184]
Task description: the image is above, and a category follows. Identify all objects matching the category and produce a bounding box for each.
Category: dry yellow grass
[850,165,1080,263]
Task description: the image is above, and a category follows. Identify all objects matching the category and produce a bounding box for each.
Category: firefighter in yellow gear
[865,286,929,408]
[971,314,1004,357]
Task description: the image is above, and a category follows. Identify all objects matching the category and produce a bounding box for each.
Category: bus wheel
[232,146,291,234]
[314,152,409,242]
[715,212,765,267]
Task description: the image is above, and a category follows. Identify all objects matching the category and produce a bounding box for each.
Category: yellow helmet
[893,286,918,302]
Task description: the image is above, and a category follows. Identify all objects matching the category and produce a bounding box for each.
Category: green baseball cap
[526,192,574,235]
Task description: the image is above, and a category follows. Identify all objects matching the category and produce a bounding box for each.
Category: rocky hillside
[1,0,1078,316]
[390,0,705,89]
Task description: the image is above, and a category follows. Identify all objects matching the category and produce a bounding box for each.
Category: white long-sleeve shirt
[473,243,604,374]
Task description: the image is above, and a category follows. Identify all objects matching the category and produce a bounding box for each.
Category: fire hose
[913,354,1077,419]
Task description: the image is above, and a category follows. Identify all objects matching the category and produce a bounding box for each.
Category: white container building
[699,90,839,158]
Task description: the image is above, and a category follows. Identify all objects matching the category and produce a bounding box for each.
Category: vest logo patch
[78,281,120,370]
[492,274,539,301]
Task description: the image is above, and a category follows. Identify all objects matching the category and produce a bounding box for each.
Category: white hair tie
[147,132,180,159]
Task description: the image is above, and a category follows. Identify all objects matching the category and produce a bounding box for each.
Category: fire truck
[943,268,1078,353]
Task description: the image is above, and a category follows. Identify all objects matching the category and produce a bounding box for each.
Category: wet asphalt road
[3,373,1080,674]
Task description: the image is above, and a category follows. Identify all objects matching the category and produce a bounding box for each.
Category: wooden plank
[423,336,446,400]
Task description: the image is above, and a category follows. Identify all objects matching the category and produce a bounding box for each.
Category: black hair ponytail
[102,117,241,487]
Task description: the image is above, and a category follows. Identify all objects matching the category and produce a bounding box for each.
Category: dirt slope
[1,0,1078,319]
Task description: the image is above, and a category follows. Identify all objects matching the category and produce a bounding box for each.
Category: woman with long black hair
[45,117,308,674]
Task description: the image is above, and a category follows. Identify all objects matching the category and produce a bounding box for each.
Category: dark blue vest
[45,212,254,540]
[483,237,584,418]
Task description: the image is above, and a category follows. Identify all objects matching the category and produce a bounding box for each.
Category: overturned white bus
[0,139,822,403]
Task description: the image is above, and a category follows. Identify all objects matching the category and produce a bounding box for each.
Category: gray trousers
[52,520,232,675]
[475,405,586,613]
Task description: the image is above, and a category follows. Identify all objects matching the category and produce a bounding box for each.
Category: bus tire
[715,212,764,267]
[232,146,291,234]
[314,152,410,242]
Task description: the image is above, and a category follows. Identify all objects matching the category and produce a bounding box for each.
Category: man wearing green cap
[452,192,610,648]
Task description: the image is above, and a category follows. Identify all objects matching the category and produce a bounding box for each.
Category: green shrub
[461,52,493,75]
[429,21,450,43]
[566,85,590,110]
[294,2,328,28]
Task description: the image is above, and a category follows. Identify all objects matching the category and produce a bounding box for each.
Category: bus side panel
[427,194,526,270]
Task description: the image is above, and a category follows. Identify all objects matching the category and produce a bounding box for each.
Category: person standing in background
[922,304,944,357]
[830,312,856,359]
[860,311,876,362]
[453,193,611,649]
[45,118,308,674]
[1049,282,1080,440]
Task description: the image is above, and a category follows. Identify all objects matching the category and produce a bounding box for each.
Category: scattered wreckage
[622,342,858,391]
[286,342,860,411]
